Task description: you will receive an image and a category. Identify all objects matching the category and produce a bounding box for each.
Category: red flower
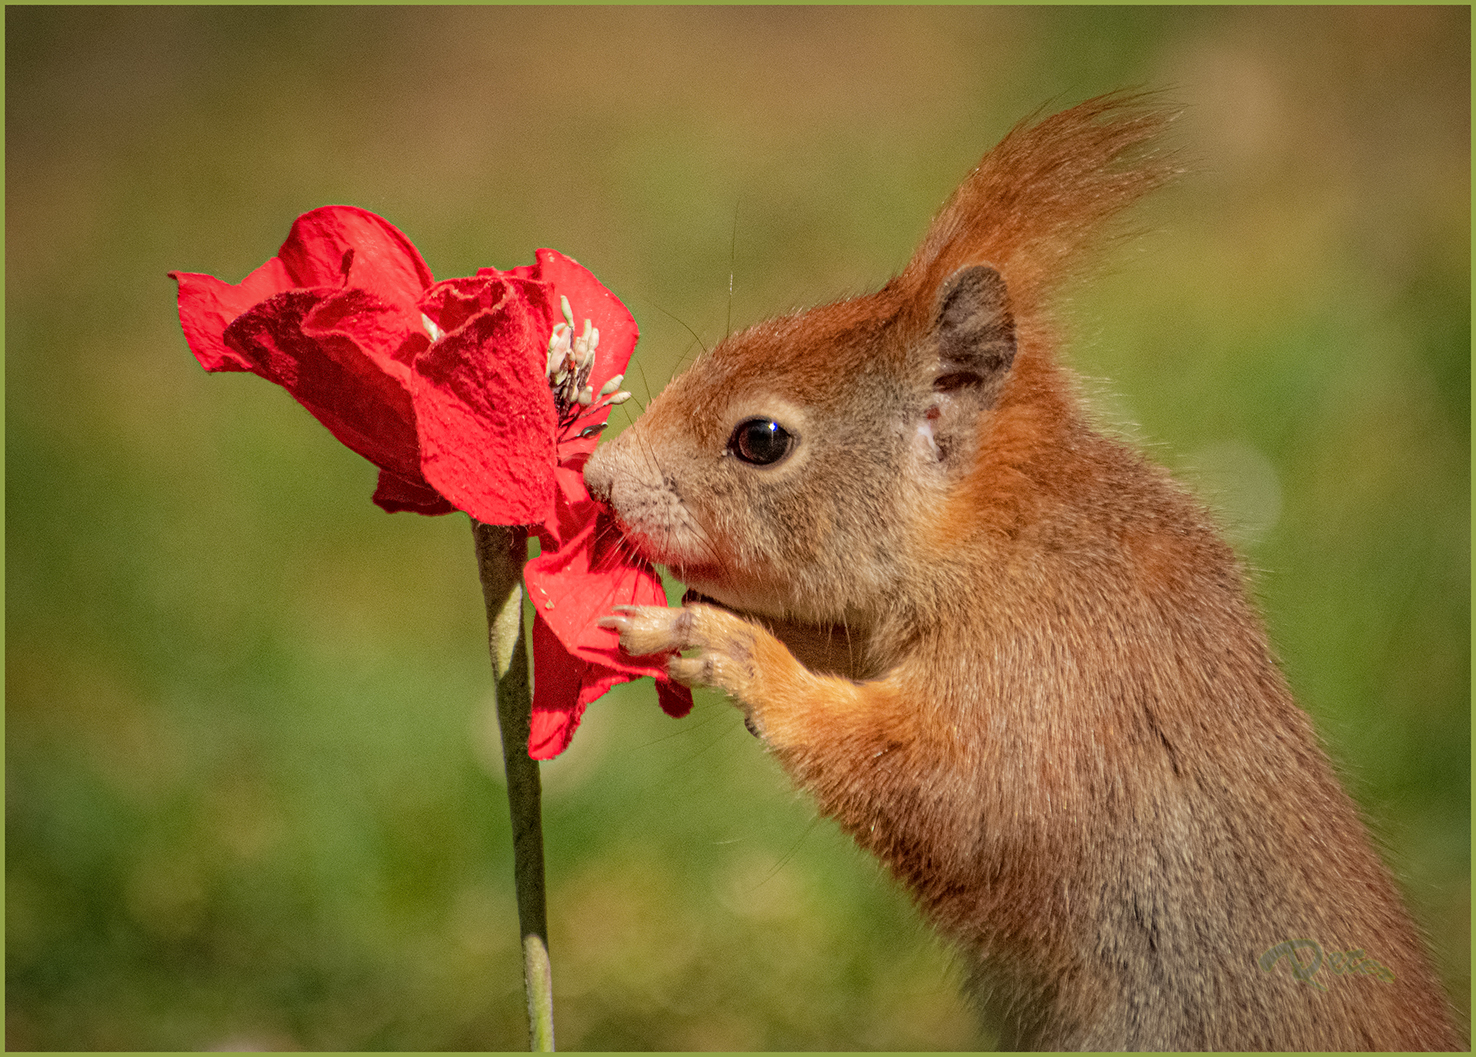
[171,206,692,758]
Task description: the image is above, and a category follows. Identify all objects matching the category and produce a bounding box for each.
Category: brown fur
[584,92,1461,1050]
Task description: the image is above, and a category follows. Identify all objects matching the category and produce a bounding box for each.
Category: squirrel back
[585,92,1461,1050]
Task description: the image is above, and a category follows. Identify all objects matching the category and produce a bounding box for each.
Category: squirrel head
[585,92,1177,627]
[584,265,1016,626]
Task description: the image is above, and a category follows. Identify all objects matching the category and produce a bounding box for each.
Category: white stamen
[571,319,594,370]
[544,296,627,434]
[546,324,572,379]
[422,313,444,343]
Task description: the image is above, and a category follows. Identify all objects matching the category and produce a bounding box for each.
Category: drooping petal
[525,506,665,672]
[529,615,617,760]
[373,469,457,516]
[529,615,691,761]
[521,432,692,757]
[222,288,427,483]
[655,679,693,721]
[412,279,558,527]
[523,482,693,757]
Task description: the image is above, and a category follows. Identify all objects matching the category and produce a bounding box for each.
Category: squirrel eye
[728,418,794,466]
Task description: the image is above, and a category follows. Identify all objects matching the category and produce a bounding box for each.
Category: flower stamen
[544,300,632,442]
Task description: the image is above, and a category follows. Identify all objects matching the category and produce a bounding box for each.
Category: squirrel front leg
[606,602,971,915]
[602,603,910,753]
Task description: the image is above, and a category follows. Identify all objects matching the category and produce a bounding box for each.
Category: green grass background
[6,7,1468,1050]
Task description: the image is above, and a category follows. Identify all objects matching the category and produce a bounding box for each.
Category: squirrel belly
[583,92,1461,1051]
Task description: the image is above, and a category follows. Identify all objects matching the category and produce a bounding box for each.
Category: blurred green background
[6,7,1469,1050]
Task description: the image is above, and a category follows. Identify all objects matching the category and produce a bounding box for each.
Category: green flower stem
[471,519,555,1052]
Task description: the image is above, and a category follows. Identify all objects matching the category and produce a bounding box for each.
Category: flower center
[545,294,631,441]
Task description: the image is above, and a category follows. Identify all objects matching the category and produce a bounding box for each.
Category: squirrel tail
[896,90,1182,331]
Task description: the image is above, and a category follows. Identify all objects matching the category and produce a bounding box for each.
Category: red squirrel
[582,93,1461,1050]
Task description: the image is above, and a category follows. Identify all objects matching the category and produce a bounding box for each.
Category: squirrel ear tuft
[933,264,1016,397]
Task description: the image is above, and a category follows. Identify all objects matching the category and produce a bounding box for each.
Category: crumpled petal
[171,205,435,373]
[413,277,557,527]
[222,287,426,482]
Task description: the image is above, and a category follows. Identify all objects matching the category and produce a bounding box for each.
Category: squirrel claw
[600,604,689,657]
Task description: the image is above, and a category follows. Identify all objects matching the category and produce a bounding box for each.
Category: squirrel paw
[601,603,762,713]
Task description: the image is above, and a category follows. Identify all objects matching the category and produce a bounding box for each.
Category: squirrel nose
[582,445,614,503]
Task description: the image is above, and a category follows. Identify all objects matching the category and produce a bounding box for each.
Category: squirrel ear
[933,264,1017,395]
[919,265,1017,469]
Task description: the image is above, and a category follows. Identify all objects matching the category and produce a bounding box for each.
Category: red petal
[171,258,296,372]
[278,206,435,306]
[528,613,623,760]
[538,463,596,550]
[657,678,694,719]
[373,470,457,516]
[171,206,433,376]
[411,279,557,527]
[223,288,426,483]
[525,496,679,678]
[529,612,680,760]
[300,286,426,386]
[520,474,693,757]
[528,613,591,758]
[533,249,640,387]
[529,705,581,760]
